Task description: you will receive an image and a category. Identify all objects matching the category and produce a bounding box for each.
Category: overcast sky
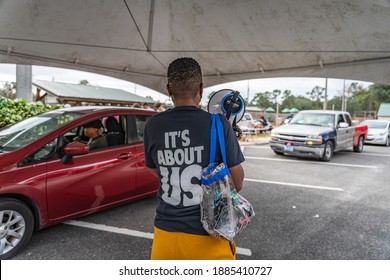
[0,63,372,105]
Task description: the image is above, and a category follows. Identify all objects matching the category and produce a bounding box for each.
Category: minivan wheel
[321,141,333,161]
[0,198,34,260]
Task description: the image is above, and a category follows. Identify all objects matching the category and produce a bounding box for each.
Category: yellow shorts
[150,227,236,260]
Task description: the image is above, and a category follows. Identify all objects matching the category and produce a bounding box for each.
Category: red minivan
[0,106,159,259]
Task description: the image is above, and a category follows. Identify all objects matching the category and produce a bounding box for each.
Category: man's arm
[229,164,244,192]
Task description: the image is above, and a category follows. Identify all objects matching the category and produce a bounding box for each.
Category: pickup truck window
[337,114,346,126]
[344,114,352,126]
[290,113,335,127]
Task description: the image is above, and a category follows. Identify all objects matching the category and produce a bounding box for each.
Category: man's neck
[173,99,199,107]
[173,99,198,107]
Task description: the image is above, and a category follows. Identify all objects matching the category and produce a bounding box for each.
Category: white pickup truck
[269,110,368,161]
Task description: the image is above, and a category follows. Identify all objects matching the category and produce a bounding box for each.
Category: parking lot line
[242,146,270,149]
[63,220,252,257]
[244,178,345,192]
[339,151,390,157]
[245,156,378,169]
[64,220,154,239]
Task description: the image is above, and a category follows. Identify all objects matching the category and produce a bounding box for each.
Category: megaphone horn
[207,89,245,123]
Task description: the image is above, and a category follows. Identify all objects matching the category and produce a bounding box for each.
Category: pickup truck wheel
[321,141,333,161]
[353,136,364,153]
[0,198,34,260]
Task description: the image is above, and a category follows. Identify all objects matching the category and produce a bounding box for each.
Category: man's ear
[199,82,204,97]
[166,84,172,96]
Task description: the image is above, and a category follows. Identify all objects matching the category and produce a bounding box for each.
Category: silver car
[361,120,390,146]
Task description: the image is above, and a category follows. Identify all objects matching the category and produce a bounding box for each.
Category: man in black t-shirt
[144,57,245,260]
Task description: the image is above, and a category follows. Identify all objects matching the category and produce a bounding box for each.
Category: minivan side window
[104,115,126,147]
[61,115,127,153]
[126,115,137,144]
[19,138,58,166]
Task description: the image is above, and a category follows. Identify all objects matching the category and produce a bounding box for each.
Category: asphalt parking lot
[13,142,390,260]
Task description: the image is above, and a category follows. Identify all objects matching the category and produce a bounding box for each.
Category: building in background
[377,103,390,121]
[33,80,154,107]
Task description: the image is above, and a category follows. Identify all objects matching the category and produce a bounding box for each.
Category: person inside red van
[82,119,108,151]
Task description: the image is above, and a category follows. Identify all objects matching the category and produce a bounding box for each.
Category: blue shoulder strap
[209,114,227,166]
[209,114,217,164]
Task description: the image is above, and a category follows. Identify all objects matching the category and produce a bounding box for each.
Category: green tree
[0,97,63,128]
[281,90,292,101]
[290,96,317,110]
[354,84,390,112]
[270,89,282,105]
[281,91,299,109]
[306,86,325,102]
[367,84,390,104]
[250,91,274,108]
[327,96,343,111]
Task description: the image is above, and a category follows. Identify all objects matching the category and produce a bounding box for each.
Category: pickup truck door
[336,114,354,150]
[343,113,355,148]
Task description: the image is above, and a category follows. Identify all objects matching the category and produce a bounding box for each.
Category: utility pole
[246,79,250,105]
[323,78,328,110]
[15,65,32,102]
[342,79,346,111]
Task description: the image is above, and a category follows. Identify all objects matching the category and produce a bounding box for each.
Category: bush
[0,97,63,128]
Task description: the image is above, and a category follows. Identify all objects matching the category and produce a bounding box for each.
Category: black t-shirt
[144,106,245,235]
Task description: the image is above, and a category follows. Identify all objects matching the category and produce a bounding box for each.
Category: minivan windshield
[289,113,335,127]
[0,111,82,151]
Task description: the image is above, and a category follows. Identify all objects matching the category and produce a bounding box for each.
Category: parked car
[361,120,390,146]
[269,110,368,161]
[0,106,159,259]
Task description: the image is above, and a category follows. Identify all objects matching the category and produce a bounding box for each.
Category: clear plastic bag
[200,162,255,241]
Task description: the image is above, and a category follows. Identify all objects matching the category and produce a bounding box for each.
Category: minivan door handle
[117,153,133,160]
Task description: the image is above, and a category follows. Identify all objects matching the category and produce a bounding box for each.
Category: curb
[255,141,269,146]
[239,139,270,146]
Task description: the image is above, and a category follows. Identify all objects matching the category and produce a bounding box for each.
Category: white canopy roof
[1,0,389,93]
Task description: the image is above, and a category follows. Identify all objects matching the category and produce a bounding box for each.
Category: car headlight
[307,135,322,140]
[306,135,323,145]
[271,132,280,140]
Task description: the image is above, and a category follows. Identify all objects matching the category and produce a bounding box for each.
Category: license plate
[284,145,294,152]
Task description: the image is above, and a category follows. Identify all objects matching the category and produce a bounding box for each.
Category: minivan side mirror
[62,141,89,164]
[64,141,90,155]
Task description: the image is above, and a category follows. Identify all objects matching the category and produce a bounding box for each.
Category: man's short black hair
[167,57,202,98]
